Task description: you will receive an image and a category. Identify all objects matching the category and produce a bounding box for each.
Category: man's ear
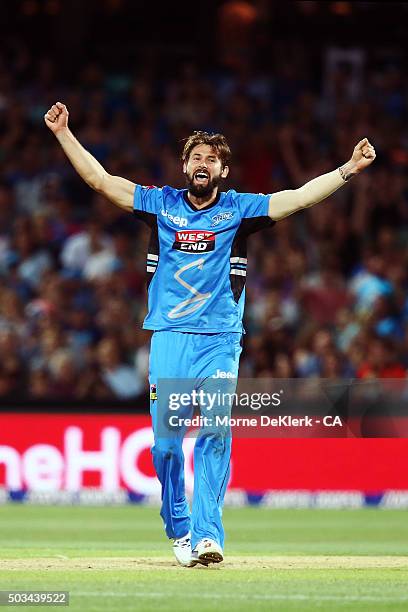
[221,165,229,179]
[182,161,187,174]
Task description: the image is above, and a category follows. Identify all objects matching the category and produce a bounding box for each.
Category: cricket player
[44,102,375,566]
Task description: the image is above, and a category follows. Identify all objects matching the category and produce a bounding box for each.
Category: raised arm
[44,102,135,212]
[268,138,376,221]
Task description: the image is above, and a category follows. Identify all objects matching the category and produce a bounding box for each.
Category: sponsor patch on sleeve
[150,384,157,401]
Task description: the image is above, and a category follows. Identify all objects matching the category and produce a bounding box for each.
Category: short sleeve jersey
[133,185,275,333]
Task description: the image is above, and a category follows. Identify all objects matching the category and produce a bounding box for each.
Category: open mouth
[194,171,210,183]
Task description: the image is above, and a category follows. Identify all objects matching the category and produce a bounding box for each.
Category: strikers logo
[211,211,234,227]
[172,230,215,253]
[150,384,157,401]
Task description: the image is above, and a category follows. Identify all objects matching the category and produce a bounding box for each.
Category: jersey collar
[183,189,221,212]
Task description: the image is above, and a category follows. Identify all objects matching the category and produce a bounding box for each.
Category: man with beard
[44,101,376,566]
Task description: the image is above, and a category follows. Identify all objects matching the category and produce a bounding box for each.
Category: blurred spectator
[96,337,143,399]
[60,219,112,275]
[0,27,407,400]
[349,250,394,316]
[357,337,406,379]
[48,349,79,398]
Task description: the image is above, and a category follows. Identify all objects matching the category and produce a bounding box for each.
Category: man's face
[183,144,229,197]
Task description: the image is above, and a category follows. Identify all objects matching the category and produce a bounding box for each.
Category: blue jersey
[133,185,275,333]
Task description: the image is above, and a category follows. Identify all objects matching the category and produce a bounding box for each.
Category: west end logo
[211,212,234,227]
[172,230,215,253]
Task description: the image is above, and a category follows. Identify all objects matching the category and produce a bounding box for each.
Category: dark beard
[185,172,222,198]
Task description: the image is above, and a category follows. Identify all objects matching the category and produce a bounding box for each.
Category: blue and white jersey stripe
[230,256,247,276]
[146,252,158,273]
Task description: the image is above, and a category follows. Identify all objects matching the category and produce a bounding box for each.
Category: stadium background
[1,0,408,506]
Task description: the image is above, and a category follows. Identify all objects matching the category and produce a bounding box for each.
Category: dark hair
[181,131,231,168]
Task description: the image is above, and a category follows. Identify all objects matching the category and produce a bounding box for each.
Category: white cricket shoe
[191,538,224,565]
[172,532,194,567]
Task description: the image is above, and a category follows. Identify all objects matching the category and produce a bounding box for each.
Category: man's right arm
[44,102,135,212]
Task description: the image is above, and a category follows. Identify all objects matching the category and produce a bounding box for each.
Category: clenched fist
[339,138,376,181]
[350,138,376,171]
[44,102,69,134]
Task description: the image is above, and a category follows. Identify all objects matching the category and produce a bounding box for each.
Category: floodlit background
[0,0,407,504]
[1,6,408,611]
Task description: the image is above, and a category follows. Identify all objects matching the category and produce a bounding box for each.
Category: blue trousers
[149,330,242,549]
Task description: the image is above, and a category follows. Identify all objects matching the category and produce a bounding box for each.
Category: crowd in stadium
[0,40,407,400]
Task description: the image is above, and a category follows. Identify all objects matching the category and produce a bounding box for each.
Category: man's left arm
[268,138,376,221]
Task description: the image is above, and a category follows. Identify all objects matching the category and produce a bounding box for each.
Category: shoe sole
[198,551,223,564]
[188,556,210,567]
[188,560,208,567]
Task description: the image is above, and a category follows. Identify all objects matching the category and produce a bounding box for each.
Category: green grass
[0,505,407,610]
